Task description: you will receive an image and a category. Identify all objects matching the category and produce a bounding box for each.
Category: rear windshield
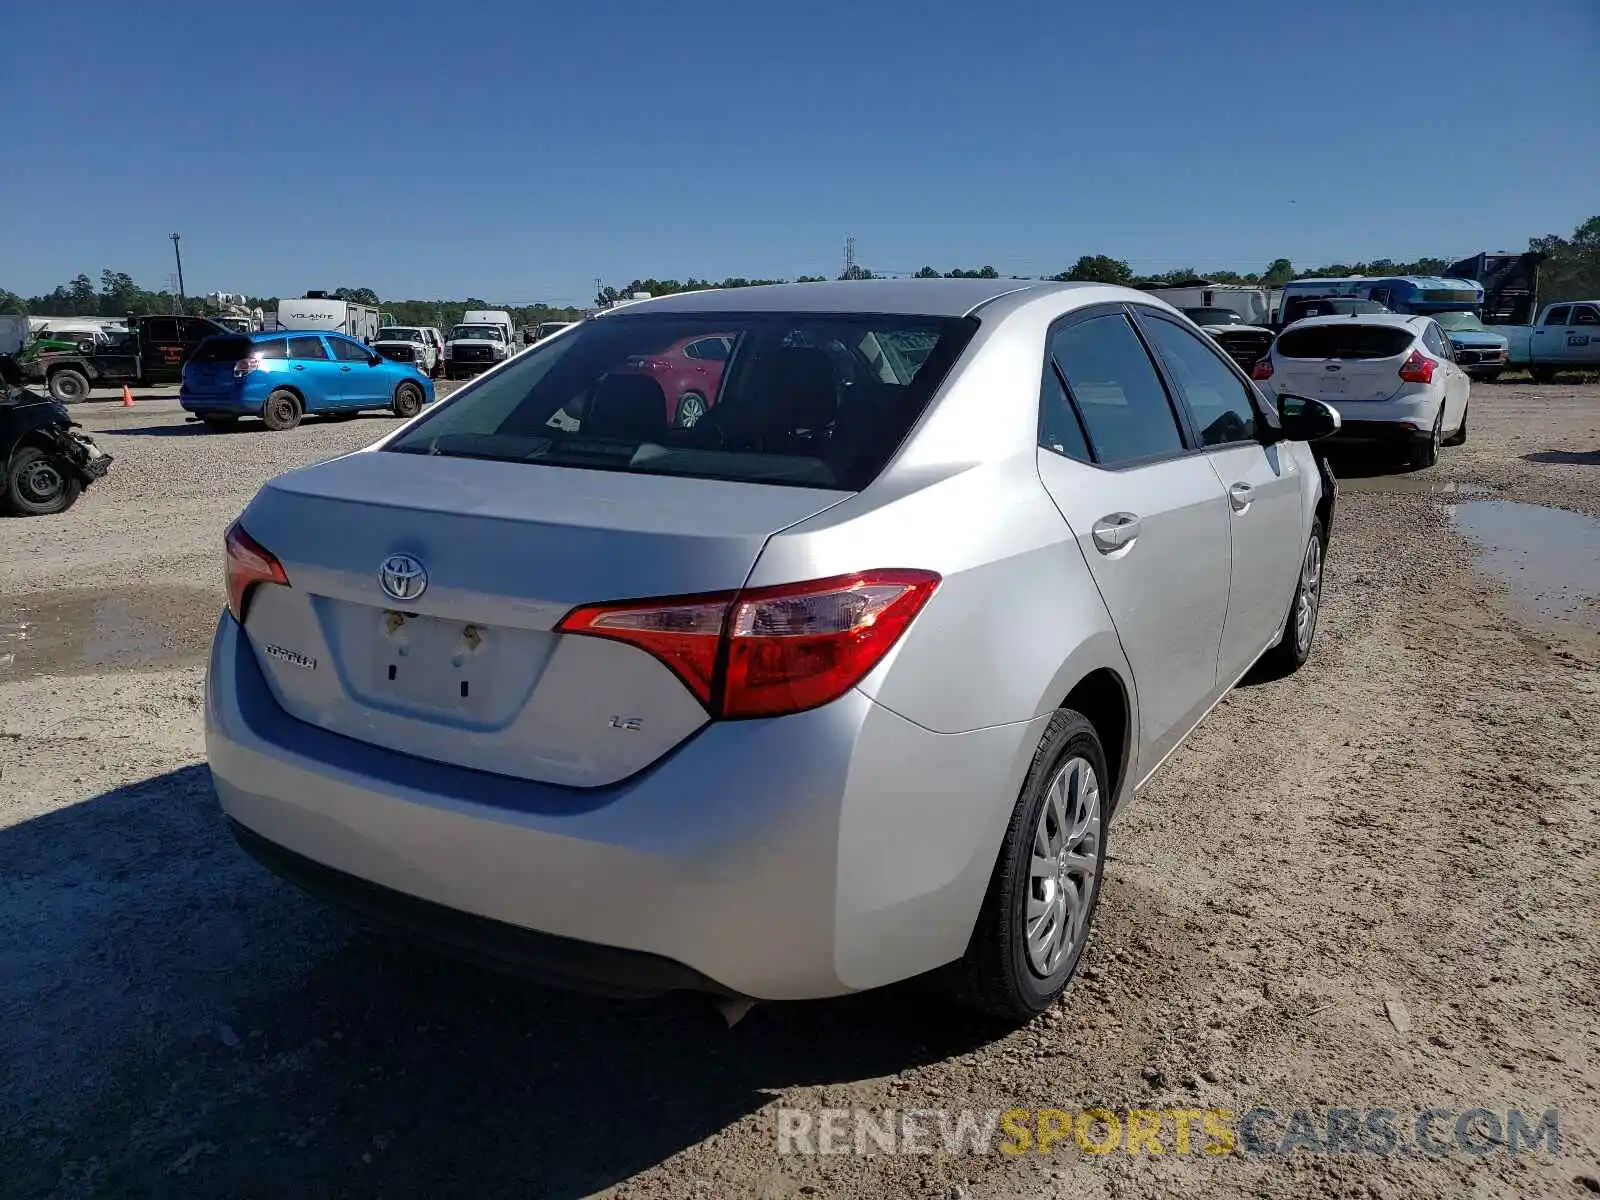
[377,327,422,342]
[1184,308,1242,325]
[1276,325,1414,360]
[190,336,253,363]
[386,312,975,490]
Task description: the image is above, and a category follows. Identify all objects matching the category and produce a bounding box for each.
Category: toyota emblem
[379,554,428,602]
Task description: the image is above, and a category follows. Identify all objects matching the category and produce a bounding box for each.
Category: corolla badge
[379,554,428,602]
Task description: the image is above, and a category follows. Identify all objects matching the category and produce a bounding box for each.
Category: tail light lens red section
[1251,357,1274,381]
[557,569,942,719]
[224,520,289,621]
[1398,350,1437,384]
[233,355,261,377]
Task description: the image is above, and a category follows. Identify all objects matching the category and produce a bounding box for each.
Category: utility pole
[842,236,857,280]
[170,233,186,313]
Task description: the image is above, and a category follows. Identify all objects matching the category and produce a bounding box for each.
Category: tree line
[6,215,1596,324]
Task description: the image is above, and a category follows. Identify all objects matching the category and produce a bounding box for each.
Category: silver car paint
[207,279,1325,999]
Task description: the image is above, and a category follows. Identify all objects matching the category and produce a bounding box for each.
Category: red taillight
[1398,350,1436,384]
[1251,357,1274,381]
[234,355,261,377]
[224,520,289,620]
[556,569,942,719]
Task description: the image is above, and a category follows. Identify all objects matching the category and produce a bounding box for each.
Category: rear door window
[1572,305,1600,326]
[1421,323,1451,357]
[1137,313,1258,446]
[1275,325,1415,360]
[144,318,179,341]
[287,335,329,360]
[384,312,975,490]
[1048,314,1186,465]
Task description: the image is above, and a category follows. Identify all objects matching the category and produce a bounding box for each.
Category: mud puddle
[0,585,219,679]
[1450,500,1600,626]
[1338,476,1494,497]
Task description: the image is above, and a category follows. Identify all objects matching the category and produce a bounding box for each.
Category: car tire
[1256,517,1325,679]
[393,381,424,419]
[261,388,303,431]
[5,445,81,516]
[1478,370,1502,384]
[1408,407,1443,469]
[941,708,1108,1023]
[674,391,709,427]
[201,415,239,431]
[1443,402,1468,447]
[48,369,91,404]
[1529,366,1556,384]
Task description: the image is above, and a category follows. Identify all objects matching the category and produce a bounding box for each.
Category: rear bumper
[1319,395,1439,446]
[180,389,258,415]
[205,613,1042,1000]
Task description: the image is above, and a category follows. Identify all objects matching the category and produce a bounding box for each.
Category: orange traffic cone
[120,385,134,408]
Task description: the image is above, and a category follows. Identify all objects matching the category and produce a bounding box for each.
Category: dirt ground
[2,382,1597,1199]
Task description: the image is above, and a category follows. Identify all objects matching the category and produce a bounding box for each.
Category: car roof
[1283,314,1426,331]
[605,278,1106,319]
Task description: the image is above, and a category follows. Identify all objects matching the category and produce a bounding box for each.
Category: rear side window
[1573,305,1600,326]
[385,312,975,491]
[1038,366,1092,462]
[287,336,328,361]
[254,339,288,360]
[1049,314,1185,465]
[1544,306,1571,325]
[190,336,253,363]
[1421,324,1450,357]
[1276,325,1415,360]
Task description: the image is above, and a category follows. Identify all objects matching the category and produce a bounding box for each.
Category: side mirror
[369,353,383,366]
[1277,393,1341,442]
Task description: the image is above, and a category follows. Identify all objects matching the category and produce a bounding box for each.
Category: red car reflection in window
[613,334,734,427]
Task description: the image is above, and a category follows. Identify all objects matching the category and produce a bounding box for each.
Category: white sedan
[1252,314,1469,469]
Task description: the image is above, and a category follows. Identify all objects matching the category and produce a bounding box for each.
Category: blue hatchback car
[180,331,435,431]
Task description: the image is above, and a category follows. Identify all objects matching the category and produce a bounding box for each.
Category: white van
[444,309,516,379]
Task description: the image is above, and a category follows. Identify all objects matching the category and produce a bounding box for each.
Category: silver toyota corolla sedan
[207,279,1339,1021]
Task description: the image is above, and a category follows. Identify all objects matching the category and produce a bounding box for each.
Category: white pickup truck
[1486,300,1600,382]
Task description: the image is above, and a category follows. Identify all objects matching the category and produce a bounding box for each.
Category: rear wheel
[942,709,1107,1022]
[48,369,90,404]
[674,391,708,427]
[1443,402,1468,446]
[5,445,81,516]
[261,388,303,431]
[1408,407,1443,469]
[1529,366,1556,384]
[393,381,424,418]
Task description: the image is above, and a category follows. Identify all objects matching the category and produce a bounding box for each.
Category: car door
[284,334,340,410]
[1033,307,1233,783]
[1421,321,1469,429]
[140,316,184,380]
[1533,305,1571,364]
[328,334,384,407]
[1563,304,1600,364]
[1133,307,1308,684]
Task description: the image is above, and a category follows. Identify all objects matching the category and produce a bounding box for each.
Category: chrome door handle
[1229,482,1255,512]
[1091,512,1141,553]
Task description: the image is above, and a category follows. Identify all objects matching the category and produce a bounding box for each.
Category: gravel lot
[2,381,1598,1199]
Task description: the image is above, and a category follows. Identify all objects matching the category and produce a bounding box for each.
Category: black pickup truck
[22,315,230,402]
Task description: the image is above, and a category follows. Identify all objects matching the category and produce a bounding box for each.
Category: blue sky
[2,0,1595,305]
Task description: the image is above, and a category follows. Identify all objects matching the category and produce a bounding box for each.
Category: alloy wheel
[1025,756,1101,976]
[1295,535,1323,656]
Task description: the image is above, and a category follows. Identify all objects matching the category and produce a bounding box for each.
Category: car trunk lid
[235,450,852,787]
[1271,323,1417,403]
